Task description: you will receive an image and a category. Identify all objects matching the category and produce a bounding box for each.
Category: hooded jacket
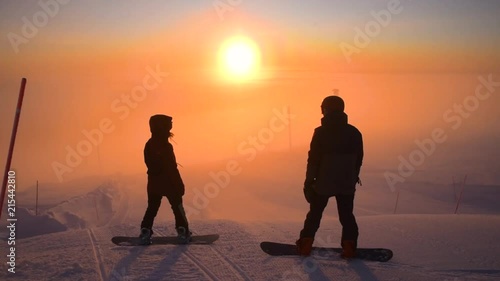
[305,111,363,196]
[144,115,184,197]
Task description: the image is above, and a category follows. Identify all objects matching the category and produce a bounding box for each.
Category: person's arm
[165,143,185,194]
[144,140,165,175]
[304,129,321,188]
[355,131,364,179]
[144,141,155,173]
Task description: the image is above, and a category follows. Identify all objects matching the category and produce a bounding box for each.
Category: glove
[303,183,315,203]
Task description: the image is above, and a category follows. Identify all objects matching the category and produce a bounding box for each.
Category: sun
[218,36,261,82]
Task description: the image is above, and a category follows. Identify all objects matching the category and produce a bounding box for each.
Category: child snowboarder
[139,114,191,244]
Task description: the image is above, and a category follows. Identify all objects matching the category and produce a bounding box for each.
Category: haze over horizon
[1,0,499,188]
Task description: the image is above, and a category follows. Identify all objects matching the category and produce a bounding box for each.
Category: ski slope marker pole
[393,189,400,214]
[0,78,27,218]
[454,175,467,214]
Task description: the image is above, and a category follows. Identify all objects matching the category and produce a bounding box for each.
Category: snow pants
[140,192,189,235]
[300,192,358,248]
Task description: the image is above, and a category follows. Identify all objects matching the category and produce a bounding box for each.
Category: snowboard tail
[260,241,393,262]
[112,234,219,246]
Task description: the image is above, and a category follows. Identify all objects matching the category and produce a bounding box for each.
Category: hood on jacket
[149,114,172,139]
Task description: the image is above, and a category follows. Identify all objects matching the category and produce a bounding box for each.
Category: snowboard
[260,242,393,262]
[112,234,219,246]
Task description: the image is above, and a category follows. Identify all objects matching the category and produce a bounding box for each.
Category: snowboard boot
[295,237,314,256]
[139,228,152,245]
[341,240,356,259]
[176,226,192,244]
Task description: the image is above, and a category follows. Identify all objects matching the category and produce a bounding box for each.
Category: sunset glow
[0,2,499,280]
[0,0,498,185]
[218,36,261,82]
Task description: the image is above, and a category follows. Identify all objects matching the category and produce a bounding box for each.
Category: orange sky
[0,1,499,187]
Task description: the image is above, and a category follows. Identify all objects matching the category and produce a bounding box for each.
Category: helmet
[321,96,344,113]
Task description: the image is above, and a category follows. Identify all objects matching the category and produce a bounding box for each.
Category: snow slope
[1,177,500,281]
[1,216,499,281]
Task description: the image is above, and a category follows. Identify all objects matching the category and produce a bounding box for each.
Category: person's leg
[335,193,358,258]
[166,194,189,233]
[140,193,162,234]
[300,193,330,238]
[297,192,329,256]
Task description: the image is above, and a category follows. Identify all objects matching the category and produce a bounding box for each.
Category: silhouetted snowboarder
[296,95,363,259]
[139,114,191,244]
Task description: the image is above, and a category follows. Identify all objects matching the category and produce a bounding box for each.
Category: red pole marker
[0,78,27,218]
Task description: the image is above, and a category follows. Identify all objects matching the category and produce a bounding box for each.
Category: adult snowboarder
[296,96,363,258]
[139,114,191,244]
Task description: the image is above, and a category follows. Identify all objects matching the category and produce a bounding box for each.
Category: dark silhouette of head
[149,114,173,138]
[321,96,345,115]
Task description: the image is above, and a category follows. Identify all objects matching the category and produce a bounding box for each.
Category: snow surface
[1,168,500,281]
